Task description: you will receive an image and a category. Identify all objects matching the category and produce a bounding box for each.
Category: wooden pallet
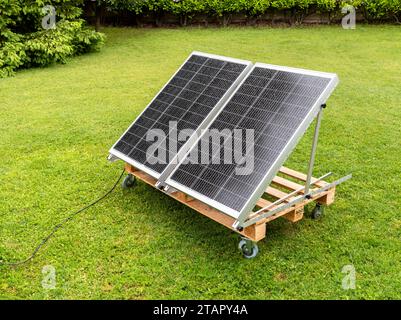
[124,163,336,242]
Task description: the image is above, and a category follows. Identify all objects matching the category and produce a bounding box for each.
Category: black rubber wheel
[238,239,259,259]
[122,174,136,189]
[311,203,324,219]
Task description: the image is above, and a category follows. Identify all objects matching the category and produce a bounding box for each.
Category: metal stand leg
[305,106,324,195]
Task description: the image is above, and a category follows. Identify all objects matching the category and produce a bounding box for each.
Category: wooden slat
[279,166,327,187]
[265,186,292,201]
[282,206,304,222]
[272,176,303,191]
[129,168,157,185]
[316,187,336,205]
[125,163,139,173]
[256,198,271,208]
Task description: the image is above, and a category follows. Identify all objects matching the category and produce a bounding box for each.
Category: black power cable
[0,169,125,267]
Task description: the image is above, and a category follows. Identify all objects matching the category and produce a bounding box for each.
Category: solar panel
[165,63,339,223]
[109,52,252,179]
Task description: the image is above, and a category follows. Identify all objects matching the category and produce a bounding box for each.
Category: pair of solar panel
[109,52,338,226]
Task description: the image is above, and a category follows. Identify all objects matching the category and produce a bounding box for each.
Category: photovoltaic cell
[110,52,250,177]
[168,65,337,217]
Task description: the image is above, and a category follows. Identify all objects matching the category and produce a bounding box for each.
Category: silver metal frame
[165,63,339,225]
[233,63,339,227]
[240,173,352,228]
[304,107,324,195]
[108,51,253,180]
[252,171,333,217]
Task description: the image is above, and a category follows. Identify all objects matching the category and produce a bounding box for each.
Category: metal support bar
[233,171,332,231]
[305,106,324,195]
[239,173,352,228]
[252,172,332,216]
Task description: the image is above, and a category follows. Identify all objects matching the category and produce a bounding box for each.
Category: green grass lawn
[1,25,400,299]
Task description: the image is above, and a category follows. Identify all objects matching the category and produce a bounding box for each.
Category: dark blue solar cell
[111,54,247,175]
[170,67,332,213]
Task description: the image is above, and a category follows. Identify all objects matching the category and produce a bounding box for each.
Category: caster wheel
[311,203,324,219]
[122,174,136,189]
[238,239,259,259]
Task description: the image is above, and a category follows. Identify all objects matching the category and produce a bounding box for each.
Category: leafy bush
[385,0,401,23]
[143,0,171,26]
[168,0,205,26]
[23,20,104,67]
[106,0,147,14]
[204,0,244,25]
[103,0,401,25]
[0,0,104,78]
[358,0,401,22]
[239,0,272,18]
[270,0,315,24]
[316,0,338,12]
[0,39,26,78]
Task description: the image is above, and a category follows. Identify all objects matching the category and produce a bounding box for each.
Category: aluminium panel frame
[108,51,253,180]
[234,63,339,228]
[165,63,339,226]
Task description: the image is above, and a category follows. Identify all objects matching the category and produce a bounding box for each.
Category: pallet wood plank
[272,176,304,191]
[282,206,304,222]
[266,186,293,201]
[124,163,336,243]
[316,187,336,205]
[256,198,272,208]
[279,166,326,187]
[243,222,266,242]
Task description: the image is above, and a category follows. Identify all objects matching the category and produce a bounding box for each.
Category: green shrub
[168,0,205,26]
[23,20,104,67]
[108,0,401,25]
[360,0,401,21]
[384,0,401,23]
[204,0,244,25]
[0,39,26,78]
[270,0,315,24]
[143,0,171,26]
[239,0,272,18]
[0,0,104,78]
[72,21,105,54]
[362,0,385,19]
[106,0,147,14]
[316,0,338,12]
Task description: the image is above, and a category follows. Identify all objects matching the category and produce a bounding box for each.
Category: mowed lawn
[0,25,400,299]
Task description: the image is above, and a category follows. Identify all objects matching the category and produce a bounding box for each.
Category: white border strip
[254,62,337,79]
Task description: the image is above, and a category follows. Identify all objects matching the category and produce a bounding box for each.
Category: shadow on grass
[112,178,310,262]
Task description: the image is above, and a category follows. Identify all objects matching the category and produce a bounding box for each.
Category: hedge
[104,0,401,25]
[0,0,104,78]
